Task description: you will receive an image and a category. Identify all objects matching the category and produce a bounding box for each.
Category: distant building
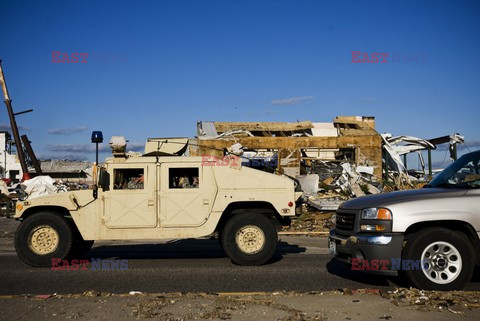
[38,160,92,183]
[0,131,23,182]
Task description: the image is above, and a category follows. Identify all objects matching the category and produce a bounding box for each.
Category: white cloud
[46,142,144,154]
[48,126,87,135]
[0,123,31,132]
[37,153,89,161]
[46,144,93,153]
[271,96,315,106]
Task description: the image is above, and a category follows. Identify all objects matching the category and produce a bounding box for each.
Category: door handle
[148,200,155,207]
[203,199,209,205]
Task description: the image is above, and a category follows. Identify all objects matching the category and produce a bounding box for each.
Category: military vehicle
[13,133,302,267]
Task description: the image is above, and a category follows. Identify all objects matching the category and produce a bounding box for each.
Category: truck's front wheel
[15,212,74,267]
[221,213,278,266]
[402,227,475,290]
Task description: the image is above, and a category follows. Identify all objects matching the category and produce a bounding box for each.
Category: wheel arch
[215,201,288,234]
[19,206,71,221]
[404,220,480,264]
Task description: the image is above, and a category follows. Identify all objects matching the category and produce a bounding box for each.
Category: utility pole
[0,60,30,180]
[21,135,43,175]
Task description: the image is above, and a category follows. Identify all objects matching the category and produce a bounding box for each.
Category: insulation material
[22,176,58,200]
[297,174,320,194]
[355,166,374,176]
[0,180,9,195]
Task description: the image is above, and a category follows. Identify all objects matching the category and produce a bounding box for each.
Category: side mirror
[98,169,110,191]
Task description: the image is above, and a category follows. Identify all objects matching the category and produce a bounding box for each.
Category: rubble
[282,208,335,233]
[2,289,478,320]
[387,288,480,312]
[193,117,383,179]
[300,160,379,212]
[21,175,58,200]
[7,175,90,201]
[382,132,465,187]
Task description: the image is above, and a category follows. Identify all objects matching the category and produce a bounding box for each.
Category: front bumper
[328,229,404,276]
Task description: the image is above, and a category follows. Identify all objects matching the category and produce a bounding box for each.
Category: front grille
[335,212,356,231]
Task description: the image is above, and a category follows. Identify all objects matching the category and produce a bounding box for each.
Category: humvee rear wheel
[221,213,277,266]
[15,212,73,267]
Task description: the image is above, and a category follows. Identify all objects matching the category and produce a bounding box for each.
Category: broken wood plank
[214,121,313,133]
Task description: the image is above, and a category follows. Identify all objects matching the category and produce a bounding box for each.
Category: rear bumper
[328,229,404,276]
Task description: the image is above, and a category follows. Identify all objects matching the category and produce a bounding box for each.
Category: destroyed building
[0,131,23,182]
[191,116,383,179]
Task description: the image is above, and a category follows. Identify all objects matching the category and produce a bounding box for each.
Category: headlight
[361,207,392,220]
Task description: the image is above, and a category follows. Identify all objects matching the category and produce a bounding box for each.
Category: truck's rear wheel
[402,227,474,290]
[221,213,277,266]
[15,212,73,267]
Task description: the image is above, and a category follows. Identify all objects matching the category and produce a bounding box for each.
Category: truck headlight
[361,207,392,220]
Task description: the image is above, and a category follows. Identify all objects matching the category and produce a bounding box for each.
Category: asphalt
[1,234,480,295]
[1,217,480,320]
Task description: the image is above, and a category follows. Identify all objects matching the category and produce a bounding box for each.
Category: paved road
[1,235,479,295]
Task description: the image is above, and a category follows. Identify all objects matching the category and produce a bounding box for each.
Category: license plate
[328,238,337,255]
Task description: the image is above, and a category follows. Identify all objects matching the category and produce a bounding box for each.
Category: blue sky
[1,0,479,168]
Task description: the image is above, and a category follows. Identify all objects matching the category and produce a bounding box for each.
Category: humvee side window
[113,168,144,190]
[169,168,199,189]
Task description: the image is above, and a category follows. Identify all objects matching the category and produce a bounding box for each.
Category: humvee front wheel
[221,213,277,266]
[15,212,73,267]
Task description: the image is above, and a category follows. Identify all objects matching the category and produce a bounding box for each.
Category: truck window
[169,168,199,189]
[113,168,144,190]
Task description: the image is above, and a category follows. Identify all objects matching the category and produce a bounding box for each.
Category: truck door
[104,164,157,228]
[160,164,216,227]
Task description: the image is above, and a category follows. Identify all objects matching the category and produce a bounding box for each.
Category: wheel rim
[28,225,59,255]
[235,225,265,254]
[421,241,462,284]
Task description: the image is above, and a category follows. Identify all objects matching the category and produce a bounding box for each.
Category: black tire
[217,230,224,251]
[14,212,74,267]
[221,213,278,266]
[402,227,475,290]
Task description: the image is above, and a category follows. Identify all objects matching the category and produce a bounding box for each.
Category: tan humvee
[14,137,302,267]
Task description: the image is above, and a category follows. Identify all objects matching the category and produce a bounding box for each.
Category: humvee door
[103,164,157,228]
[160,164,216,227]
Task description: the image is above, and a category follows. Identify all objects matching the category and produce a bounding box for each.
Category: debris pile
[283,210,334,233]
[21,176,58,199]
[382,133,465,187]
[299,160,381,212]
[387,288,480,313]
[0,175,91,206]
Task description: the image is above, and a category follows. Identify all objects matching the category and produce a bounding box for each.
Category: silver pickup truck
[329,150,480,290]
